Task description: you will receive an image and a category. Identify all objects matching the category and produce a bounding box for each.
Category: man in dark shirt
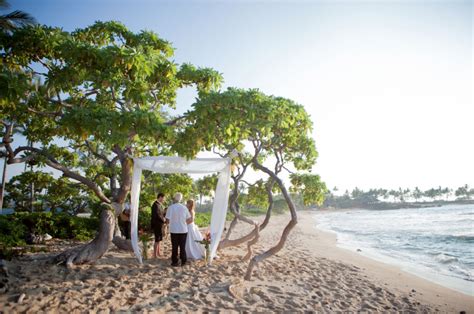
[151,193,166,258]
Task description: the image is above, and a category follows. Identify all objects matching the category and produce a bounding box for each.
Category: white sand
[1,210,472,312]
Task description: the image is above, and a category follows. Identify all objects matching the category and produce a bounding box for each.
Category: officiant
[151,193,166,258]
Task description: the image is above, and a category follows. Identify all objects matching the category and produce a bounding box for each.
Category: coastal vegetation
[324,185,474,209]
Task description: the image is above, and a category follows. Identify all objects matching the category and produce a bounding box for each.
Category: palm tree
[0,0,36,31]
[412,187,423,202]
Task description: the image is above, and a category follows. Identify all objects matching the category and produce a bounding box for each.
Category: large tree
[175,87,323,279]
[0,22,222,266]
[194,173,218,209]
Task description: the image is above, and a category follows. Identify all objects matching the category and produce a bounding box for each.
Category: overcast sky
[6,0,473,192]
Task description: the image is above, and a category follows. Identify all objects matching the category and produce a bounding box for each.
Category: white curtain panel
[130,156,232,264]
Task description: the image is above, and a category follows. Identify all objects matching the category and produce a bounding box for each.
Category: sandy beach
[1,210,473,312]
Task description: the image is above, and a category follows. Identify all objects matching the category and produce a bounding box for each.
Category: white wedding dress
[186,220,205,260]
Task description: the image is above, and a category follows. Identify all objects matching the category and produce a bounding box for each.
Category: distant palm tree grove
[324,184,474,209]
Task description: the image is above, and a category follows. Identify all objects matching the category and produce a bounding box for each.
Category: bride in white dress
[185,199,205,260]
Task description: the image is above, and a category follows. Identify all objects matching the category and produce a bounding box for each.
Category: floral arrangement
[196,231,211,265]
[139,229,153,260]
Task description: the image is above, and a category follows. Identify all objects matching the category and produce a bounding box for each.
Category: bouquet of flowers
[196,231,211,265]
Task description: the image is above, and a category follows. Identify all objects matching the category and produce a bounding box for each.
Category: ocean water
[313,204,474,295]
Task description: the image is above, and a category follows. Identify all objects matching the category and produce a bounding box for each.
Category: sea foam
[314,204,474,295]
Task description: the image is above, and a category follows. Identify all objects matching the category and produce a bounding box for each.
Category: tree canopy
[176,87,317,170]
[290,173,327,206]
[0,21,222,205]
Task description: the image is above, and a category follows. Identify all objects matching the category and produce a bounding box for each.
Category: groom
[165,192,192,266]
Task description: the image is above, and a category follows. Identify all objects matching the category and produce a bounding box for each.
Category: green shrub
[0,212,99,247]
[138,208,152,232]
[194,212,211,228]
[194,211,233,228]
[0,216,27,247]
[65,215,99,241]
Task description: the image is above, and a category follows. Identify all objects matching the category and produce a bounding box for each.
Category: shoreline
[299,210,474,311]
[310,206,474,296]
[1,210,473,312]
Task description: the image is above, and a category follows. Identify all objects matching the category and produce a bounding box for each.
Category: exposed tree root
[244,217,296,280]
[218,211,258,250]
[53,209,115,268]
[112,236,133,252]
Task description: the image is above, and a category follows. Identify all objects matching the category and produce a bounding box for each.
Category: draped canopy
[130,156,232,263]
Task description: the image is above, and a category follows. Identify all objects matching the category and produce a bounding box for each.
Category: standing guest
[119,202,131,239]
[151,193,166,258]
[165,192,192,266]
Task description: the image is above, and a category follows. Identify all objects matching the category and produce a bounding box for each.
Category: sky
[4,0,474,192]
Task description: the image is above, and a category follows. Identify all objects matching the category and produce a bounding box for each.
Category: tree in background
[455,184,473,200]
[412,187,423,202]
[194,173,218,209]
[140,172,195,209]
[424,187,442,201]
[351,187,363,200]
[5,171,52,212]
[0,22,222,266]
[388,189,400,203]
[401,188,410,202]
[441,187,451,201]
[378,188,388,202]
[290,173,327,207]
[4,171,90,214]
[244,179,271,209]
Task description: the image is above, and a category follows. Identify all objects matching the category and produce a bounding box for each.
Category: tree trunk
[244,217,296,280]
[222,183,241,241]
[244,161,297,281]
[53,154,132,266]
[112,214,133,251]
[219,224,259,250]
[54,206,115,268]
[0,156,7,212]
[29,181,34,212]
[259,179,275,231]
[218,183,258,250]
[242,227,260,261]
[112,235,133,251]
[219,178,275,252]
[223,216,238,241]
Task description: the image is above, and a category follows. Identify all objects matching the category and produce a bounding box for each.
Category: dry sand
[1,210,473,312]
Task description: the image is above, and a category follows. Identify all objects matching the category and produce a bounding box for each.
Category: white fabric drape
[130,156,232,264]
